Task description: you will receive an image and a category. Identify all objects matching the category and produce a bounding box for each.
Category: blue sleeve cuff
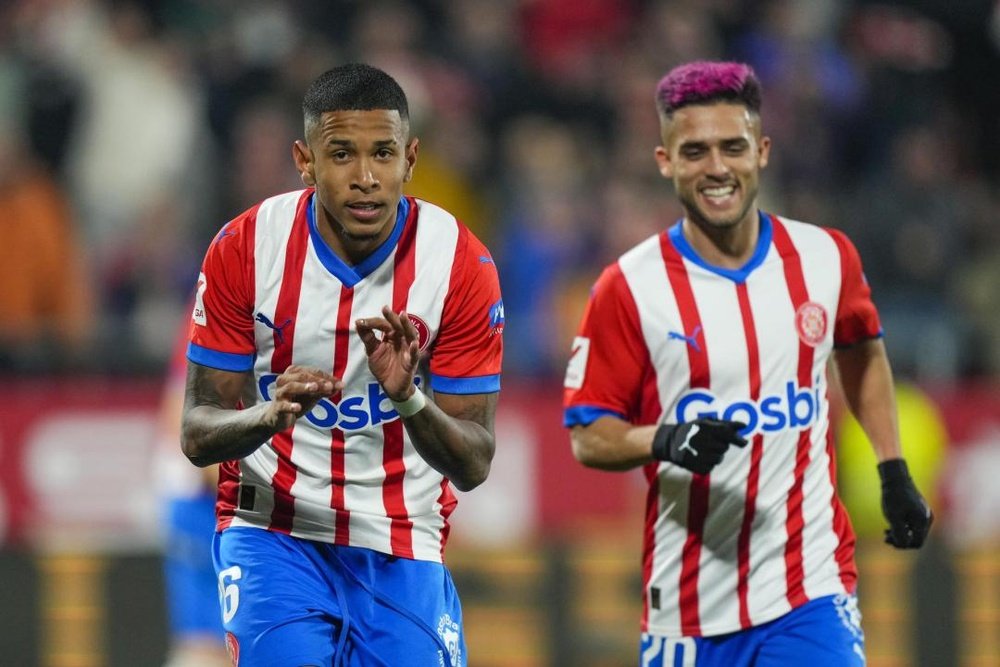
[833,329,884,349]
[430,373,501,394]
[187,342,255,372]
[564,405,626,428]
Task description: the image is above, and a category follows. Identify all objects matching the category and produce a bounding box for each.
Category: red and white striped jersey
[563,212,880,637]
[188,190,503,563]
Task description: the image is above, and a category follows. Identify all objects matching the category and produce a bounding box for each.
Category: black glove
[878,458,933,549]
[652,418,748,475]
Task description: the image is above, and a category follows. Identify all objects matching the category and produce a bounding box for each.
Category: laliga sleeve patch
[193,272,208,326]
[564,336,590,389]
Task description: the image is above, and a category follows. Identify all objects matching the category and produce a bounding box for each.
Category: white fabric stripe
[744,246,798,624]
[284,238,343,541]
[230,193,297,528]
[618,234,690,634]
[686,260,748,633]
[794,222,848,600]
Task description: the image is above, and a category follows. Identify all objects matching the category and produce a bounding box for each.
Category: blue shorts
[163,492,224,638]
[639,594,866,667]
[213,526,466,667]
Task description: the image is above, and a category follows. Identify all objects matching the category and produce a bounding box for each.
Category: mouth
[699,183,739,209]
[345,201,384,222]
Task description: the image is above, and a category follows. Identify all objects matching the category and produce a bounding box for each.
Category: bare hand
[266,365,341,431]
[356,306,419,401]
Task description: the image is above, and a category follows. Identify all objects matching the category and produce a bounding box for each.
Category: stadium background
[0,0,997,665]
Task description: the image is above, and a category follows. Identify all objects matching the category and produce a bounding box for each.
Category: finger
[729,433,750,448]
[399,310,420,341]
[274,399,303,416]
[382,305,403,331]
[356,319,383,355]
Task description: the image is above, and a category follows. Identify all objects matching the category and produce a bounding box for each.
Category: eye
[330,149,350,161]
[375,147,394,159]
[724,141,749,155]
[681,147,706,159]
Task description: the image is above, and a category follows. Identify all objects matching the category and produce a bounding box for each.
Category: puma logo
[678,424,700,457]
[668,325,702,352]
[255,312,293,344]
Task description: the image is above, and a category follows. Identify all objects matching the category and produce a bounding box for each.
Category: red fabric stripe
[381,198,419,556]
[436,480,457,560]
[640,465,660,631]
[330,286,355,544]
[382,419,414,557]
[770,215,814,608]
[734,283,763,628]
[215,460,242,531]
[268,195,312,534]
[660,232,709,634]
[214,209,257,530]
[825,411,859,591]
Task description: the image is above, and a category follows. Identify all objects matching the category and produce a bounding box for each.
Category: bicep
[184,361,255,412]
[433,391,497,434]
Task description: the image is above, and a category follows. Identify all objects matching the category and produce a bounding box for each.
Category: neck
[682,211,759,270]
[313,195,394,266]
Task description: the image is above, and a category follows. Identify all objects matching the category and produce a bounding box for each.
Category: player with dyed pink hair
[564,61,932,666]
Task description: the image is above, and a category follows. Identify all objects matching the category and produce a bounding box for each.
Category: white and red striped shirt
[563,212,880,637]
[189,190,503,563]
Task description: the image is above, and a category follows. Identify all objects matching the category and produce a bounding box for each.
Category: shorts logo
[437,614,462,667]
[407,313,431,352]
[225,632,240,666]
[795,301,827,347]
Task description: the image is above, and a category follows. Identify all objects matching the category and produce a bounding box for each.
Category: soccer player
[181,63,503,667]
[562,61,932,666]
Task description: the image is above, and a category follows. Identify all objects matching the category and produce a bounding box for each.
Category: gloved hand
[652,418,748,475]
[878,458,933,548]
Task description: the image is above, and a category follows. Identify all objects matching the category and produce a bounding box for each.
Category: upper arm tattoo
[185,362,254,412]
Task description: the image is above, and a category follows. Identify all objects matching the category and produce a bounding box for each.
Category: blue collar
[667,211,772,283]
[307,194,410,287]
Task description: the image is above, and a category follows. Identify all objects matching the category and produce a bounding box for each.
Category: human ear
[403,137,419,183]
[654,145,674,179]
[292,140,316,186]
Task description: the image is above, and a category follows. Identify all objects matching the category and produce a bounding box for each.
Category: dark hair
[655,61,762,119]
[302,63,409,133]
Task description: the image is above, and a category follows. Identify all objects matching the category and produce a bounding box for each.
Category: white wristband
[391,387,427,418]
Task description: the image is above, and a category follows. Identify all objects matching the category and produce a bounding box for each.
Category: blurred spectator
[0,0,995,381]
[0,60,94,370]
[24,0,207,368]
[840,122,973,381]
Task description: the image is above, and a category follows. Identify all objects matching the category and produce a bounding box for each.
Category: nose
[352,158,379,192]
[706,148,730,177]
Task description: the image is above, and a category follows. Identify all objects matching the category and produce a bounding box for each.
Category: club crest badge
[407,313,431,352]
[795,301,828,347]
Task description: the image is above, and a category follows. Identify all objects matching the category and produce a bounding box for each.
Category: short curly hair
[655,61,762,119]
[302,63,409,136]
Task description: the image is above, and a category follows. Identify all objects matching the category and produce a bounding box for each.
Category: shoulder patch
[564,336,590,389]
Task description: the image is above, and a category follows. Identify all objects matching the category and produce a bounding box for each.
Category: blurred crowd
[1,0,998,381]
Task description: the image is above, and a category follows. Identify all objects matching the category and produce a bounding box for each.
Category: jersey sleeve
[428,226,503,394]
[563,262,648,427]
[187,207,259,372]
[828,228,883,347]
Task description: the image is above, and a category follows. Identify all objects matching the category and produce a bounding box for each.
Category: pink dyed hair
[655,61,762,117]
